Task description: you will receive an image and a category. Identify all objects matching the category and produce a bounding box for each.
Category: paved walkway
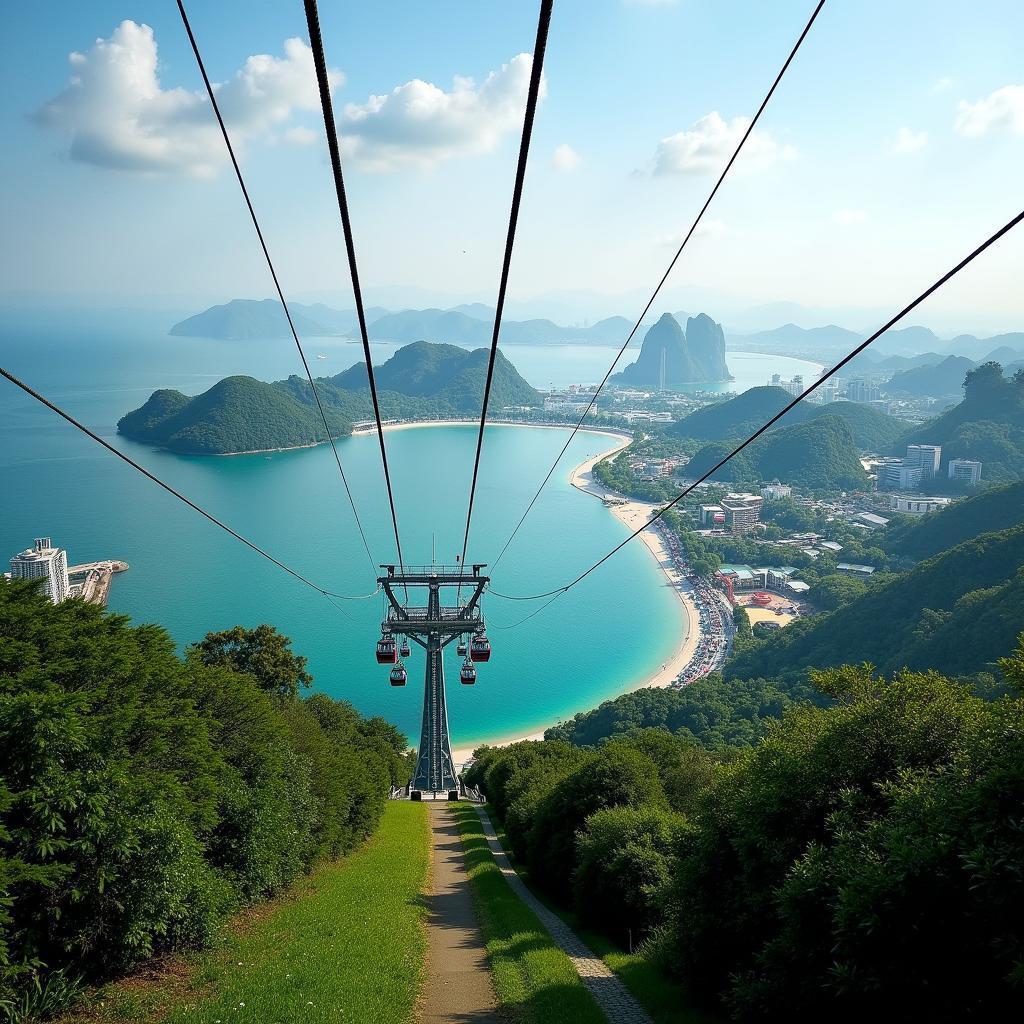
[475,807,653,1024]
[421,803,499,1024]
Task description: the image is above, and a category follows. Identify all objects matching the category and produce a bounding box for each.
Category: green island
[116,341,540,455]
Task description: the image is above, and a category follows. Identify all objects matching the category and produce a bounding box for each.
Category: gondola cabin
[469,634,492,663]
[457,640,468,657]
[389,663,407,687]
[376,636,397,664]
[399,639,411,658]
[460,660,477,685]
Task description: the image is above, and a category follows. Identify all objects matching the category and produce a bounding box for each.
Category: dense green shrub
[574,805,690,943]
[527,746,667,896]
[663,655,1024,1019]
[0,579,407,1007]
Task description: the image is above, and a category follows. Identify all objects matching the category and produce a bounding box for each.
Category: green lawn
[451,803,604,1024]
[67,802,430,1024]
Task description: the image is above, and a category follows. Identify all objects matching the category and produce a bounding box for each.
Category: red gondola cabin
[390,663,407,686]
[399,639,411,658]
[376,636,397,664]
[469,634,491,663]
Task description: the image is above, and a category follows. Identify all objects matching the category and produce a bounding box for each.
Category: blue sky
[2,0,1022,332]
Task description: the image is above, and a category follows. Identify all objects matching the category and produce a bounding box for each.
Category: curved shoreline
[451,429,701,765]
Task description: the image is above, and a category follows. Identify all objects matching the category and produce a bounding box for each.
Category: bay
[0,313,819,749]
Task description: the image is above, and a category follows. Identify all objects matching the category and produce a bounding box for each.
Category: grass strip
[486,811,718,1024]
[450,803,604,1024]
[67,802,430,1024]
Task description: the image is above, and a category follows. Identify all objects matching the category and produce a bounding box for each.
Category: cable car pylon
[377,562,490,799]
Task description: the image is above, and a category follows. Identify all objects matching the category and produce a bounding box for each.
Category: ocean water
[0,315,819,748]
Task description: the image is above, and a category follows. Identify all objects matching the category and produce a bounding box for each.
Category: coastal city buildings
[949,458,983,485]
[837,562,877,577]
[719,492,764,533]
[905,444,942,477]
[890,496,953,516]
[876,444,946,491]
[8,537,70,603]
[769,373,805,397]
[846,379,881,403]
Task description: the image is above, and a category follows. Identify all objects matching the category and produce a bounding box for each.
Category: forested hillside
[118,342,541,454]
[683,416,868,490]
[0,581,408,1008]
[884,479,1024,562]
[671,385,906,449]
[472,642,1024,1019]
[897,362,1024,480]
[726,523,1024,683]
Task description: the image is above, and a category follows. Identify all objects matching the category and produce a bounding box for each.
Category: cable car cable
[488,206,1024,605]
[175,0,375,574]
[0,365,382,604]
[303,0,408,580]
[489,0,826,573]
[458,0,554,581]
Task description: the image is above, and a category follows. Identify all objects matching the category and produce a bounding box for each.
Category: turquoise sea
[0,311,821,749]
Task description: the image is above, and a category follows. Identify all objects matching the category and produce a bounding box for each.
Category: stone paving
[475,807,654,1024]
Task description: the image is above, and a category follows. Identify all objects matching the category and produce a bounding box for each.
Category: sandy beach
[451,430,701,768]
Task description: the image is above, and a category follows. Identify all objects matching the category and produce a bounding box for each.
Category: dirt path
[421,803,498,1023]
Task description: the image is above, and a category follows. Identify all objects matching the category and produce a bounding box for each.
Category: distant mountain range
[169,298,641,346]
[169,300,1024,373]
[169,299,389,340]
[118,342,539,455]
[611,312,731,387]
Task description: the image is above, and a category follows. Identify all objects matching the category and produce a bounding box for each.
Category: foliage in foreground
[469,638,1024,1020]
[0,580,408,1010]
[72,802,430,1024]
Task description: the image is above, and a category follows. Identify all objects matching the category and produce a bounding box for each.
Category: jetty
[67,560,128,607]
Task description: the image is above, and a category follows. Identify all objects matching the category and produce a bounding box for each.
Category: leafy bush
[0,579,406,1004]
[526,746,667,897]
[663,655,1024,1018]
[574,806,690,943]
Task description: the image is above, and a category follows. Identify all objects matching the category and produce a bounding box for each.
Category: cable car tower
[377,563,491,797]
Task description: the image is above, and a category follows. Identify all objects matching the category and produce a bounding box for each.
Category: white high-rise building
[905,444,942,477]
[9,538,70,603]
[948,459,982,485]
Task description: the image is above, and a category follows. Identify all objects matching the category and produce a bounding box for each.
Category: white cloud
[954,84,1024,137]
[339,54,546,172]
[652,111,795,176]
[832,209,866,225]
[552,143,581,171]
[893,126,928,154]
[37,20,342,177]
[655,218,727,247]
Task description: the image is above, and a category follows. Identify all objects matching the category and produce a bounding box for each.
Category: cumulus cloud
[893,126,928,153]
[652,111,795,175]
[552,143,581,171]
[37,20,341,176]
[339,54,546,171]
[832,209,866,225]
[954,84,1024,137]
